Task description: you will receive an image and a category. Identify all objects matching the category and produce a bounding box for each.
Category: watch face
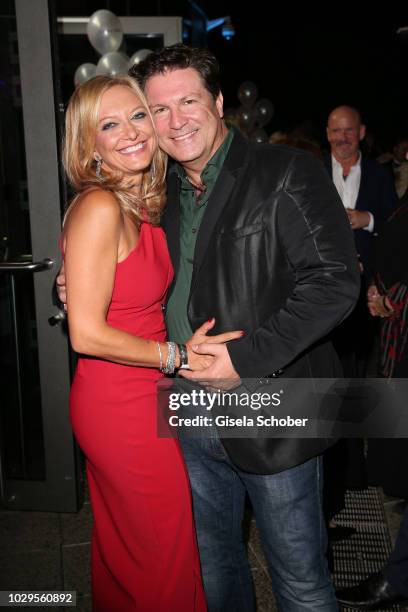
[177,343,188,368]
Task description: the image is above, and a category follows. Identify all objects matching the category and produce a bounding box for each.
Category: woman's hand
[367,285,394,318]
[367,284,379,301]
[367,294,386,317]
[367,284,381,317]
[56,263,68,311]
[187,318,244,348]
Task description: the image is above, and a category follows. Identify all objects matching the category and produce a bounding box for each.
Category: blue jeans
[180,436,337,612]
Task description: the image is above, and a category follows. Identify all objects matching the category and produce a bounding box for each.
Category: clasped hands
[56,268,242,385]
[185,318,242,387]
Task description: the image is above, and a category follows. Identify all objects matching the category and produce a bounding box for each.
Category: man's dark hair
[129,44,221,100]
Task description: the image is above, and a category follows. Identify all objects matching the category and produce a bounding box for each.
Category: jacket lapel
[163,171,181,274]
[193,167,235,268]
[190,130,248,291]
[355,155,367,211]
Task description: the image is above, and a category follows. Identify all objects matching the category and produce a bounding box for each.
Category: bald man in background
[325,106,396,285]
[324,105,397,377]
[322,106,398,537]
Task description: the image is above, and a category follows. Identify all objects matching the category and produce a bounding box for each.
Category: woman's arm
[64,191,241,370]
[64,190,165,366]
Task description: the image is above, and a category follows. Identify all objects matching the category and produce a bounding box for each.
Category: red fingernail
[239,331,246,336]
[207,318,214,323]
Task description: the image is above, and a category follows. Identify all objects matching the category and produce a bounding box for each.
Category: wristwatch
[177,343,189,369]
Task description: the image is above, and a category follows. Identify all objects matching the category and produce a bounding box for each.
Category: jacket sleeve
[227,153,361,377]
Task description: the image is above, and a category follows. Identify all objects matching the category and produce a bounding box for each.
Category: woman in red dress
[62,75,239,611]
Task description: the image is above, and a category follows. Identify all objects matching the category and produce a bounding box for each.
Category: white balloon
[87,9,123,55]
[128,49,152,68]
[74,63,96,86]
[96,52,130,77]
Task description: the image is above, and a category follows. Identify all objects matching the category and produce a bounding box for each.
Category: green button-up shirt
[166,129,234,343]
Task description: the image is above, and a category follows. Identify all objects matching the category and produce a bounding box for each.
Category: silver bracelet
[161,341,177,374]
[157,342,163,371]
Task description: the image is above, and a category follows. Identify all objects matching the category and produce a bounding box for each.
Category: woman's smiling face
[94,85,157,178]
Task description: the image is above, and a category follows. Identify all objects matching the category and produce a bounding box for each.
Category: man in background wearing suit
[325,105,397,376]
[322,106,397,540]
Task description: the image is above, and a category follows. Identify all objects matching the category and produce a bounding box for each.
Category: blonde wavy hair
[63,75,167,225]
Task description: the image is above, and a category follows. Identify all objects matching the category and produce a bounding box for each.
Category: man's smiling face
[144,67,227,172]
[327,108,365,163]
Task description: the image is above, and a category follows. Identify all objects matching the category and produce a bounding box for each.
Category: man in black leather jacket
[130,44,360,612]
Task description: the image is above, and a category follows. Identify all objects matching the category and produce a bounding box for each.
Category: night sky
[55,1,408,150]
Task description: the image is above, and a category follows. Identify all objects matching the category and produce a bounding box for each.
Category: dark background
[3,0,407,150]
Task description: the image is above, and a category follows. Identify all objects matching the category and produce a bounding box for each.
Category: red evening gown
[69,223,206,611]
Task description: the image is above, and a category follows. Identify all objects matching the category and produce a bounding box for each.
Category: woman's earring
[95,155,103,178]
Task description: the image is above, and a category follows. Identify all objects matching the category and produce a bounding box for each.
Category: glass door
[0,0,80,512]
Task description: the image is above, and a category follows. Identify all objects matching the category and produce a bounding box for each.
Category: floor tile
[61,542,91,596]
[0,510,60,551]
[0,548,62,590]
[60,503,93,546]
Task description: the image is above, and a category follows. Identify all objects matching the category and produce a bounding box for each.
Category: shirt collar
[331,151,361,172]
[173,128,234,190]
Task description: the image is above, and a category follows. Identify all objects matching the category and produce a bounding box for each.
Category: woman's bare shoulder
[62,191,123,256]
[65,188,121,226]
[77,188,120,212]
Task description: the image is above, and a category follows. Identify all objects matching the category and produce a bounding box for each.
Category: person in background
[336,156,408,610]
[325,105,397,376]
[322,106,398,542]
[268,132,323,160]
[378,135,408,200]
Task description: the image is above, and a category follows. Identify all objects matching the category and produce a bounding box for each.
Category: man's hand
[56,262,67,311]
[179,343,240,390]
[346,208,370,230]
